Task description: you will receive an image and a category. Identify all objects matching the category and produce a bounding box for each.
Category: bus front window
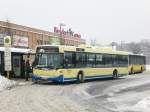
[37,53,63,69]
[38,54,47,66]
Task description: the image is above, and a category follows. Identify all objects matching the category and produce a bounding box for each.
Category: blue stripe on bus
[32,74,126,82]
[64,74,125,81]
[32,74,64,83]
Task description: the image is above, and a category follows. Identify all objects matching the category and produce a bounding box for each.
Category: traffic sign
[4,36,11,47]
[4,36,12,71]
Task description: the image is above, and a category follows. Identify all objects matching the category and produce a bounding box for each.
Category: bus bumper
[32,74,64,83]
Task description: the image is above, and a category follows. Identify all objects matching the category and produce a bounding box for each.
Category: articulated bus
[32,45,129,83]
[128,54,146,74]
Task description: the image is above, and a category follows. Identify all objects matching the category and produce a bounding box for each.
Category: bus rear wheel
[141,67,143,73]
[77,73,84,83]
[130,68,134,75]
[113,70,118,79]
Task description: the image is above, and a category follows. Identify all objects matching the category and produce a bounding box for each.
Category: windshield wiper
[47,65,54,69]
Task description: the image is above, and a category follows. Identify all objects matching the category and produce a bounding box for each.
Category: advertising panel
[13,35,28,47]
[49,36,61,45]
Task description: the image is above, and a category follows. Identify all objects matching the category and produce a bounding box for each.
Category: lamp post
[42,33,44,45]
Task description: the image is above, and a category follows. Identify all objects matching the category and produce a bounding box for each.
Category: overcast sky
[0,0,149,45]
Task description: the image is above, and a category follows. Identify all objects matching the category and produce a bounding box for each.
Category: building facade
[0,21,86,50]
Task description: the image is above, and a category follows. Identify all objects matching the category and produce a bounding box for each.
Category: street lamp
[59,23,66,32]
[59,23,66,45]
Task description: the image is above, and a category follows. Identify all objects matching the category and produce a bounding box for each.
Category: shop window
[12,29,16,35]
[40,40,43,45]
[37,40,40,45]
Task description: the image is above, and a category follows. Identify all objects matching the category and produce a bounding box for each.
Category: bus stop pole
[7,71,10,79]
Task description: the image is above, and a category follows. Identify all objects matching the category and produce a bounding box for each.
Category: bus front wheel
[113,70,118,79]
[77,73,84,83]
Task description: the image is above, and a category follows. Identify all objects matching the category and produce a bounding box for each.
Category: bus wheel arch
[77,71,85,83]
[113,69,118,79]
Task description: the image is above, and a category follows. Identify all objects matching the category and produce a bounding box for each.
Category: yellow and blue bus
[128,54,146,74]
[32,45,129,83]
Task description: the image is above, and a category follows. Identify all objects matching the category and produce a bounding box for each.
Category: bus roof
[128,52,146,56]
[36,45,129,55]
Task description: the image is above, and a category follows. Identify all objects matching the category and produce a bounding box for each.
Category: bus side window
[117,55,128,67]
[87,53,95,67]
[112,55,117,67]
[95,54,105,67]
[104,54,112,67]
[64,52,75,68]
[76,52,86,68]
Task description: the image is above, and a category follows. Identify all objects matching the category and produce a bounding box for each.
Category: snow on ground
[0,75,16,91]
[147,65,150,71]
[103,76,150,98]
[107,90,150,112]
[134,96,150,112]
[72,84,91,100]
[104,67,150,112]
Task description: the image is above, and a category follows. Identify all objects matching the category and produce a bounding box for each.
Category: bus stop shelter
[0,47,35,78]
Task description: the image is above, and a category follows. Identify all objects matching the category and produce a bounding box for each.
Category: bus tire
[77,73,84,83]
[130,68,134,74]
[32,80,38,84]
[32,78,38,84]
[113,70,118,79]
[141,67,143,73]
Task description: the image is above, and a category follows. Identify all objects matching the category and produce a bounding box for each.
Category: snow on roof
[0,47,34,54]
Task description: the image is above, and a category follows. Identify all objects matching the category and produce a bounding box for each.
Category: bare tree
[90,38,102,46]
[90,38,97,46]
[115,39,150,64]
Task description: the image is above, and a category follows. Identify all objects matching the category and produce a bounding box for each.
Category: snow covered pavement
[0,70,150,112]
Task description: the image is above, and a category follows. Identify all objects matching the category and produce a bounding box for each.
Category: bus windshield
[36,53,63,69]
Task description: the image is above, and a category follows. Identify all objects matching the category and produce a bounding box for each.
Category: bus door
[13,55,21,77]
[64,52,76,76]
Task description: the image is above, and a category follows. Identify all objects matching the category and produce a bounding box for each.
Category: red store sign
[54,27,81,38]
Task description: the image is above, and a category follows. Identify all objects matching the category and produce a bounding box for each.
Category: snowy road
[0,70,150,112]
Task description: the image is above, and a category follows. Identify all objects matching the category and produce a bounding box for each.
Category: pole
[59,24,62,45]
[7,71,10,79]
[59,24,62,33]
[5,19,12,79]
[42,33,45,45]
